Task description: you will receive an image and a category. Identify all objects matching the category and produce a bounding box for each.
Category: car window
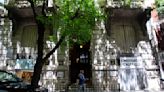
[0,71,18,82]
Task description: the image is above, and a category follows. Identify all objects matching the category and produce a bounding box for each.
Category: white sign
[120,57,143,69]
[57,71,64,78]
[119,57,145,90]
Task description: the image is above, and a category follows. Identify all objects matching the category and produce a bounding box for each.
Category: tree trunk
[29,0,79,89]
[31,21,45,89]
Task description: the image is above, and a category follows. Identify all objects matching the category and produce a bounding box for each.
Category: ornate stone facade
[1,0,162,91]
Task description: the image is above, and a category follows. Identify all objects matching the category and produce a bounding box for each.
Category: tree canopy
[37,0,105,45]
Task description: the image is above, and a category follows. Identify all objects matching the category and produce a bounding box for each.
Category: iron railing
[41,84,120,92]
[67,84,120,92]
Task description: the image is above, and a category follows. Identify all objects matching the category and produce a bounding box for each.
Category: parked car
[0,70,48,92]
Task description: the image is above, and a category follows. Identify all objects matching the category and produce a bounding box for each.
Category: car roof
[0,70,8,72]
[0,70,14,74]
[0,70,7,72]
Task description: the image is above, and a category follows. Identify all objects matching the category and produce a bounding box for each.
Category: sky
[0,0,4,3]
[143,0,155,8]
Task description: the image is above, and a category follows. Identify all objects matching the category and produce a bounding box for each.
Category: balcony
[7,0,54,19]
[106,0,144,8]
[6,0,41,19]
[12,0,43,8]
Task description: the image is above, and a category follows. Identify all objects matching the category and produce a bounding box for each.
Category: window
[79,51,89,64]
[58,60,64,66]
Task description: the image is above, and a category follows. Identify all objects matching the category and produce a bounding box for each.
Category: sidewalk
[67,89,164,92]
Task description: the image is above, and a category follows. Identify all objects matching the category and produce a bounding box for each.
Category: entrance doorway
[69,42,92,84]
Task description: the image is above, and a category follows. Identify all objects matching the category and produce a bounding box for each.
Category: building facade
[1,0,164,91]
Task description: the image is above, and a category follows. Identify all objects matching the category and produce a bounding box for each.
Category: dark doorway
[69,42,92,85]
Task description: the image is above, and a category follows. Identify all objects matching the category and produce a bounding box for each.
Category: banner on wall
[15,59,35,70]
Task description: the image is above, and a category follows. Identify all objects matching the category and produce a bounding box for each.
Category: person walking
[77,70,87,92]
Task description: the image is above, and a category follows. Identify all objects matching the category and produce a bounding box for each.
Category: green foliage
[97,0,106,7]
[124,0,132,8]
[49,35,57,42]
[37,0,105,45]
[156,0,164,14]
[156,0,164,6]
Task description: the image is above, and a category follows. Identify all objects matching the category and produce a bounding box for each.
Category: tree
[23,0,105,90]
